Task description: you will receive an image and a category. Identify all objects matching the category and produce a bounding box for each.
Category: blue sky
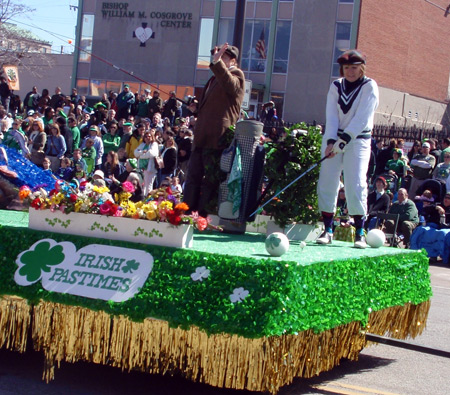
[8,0,78,54]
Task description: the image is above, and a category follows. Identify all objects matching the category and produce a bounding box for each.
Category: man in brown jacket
[183,43,245,216]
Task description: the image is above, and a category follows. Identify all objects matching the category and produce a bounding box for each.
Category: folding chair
[375,213,400,247]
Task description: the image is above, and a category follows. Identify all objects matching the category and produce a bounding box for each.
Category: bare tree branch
[0,0,52,76]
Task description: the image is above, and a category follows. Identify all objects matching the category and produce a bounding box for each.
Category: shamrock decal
[230,287,249,303]
[122,259,140,274]
[18,241,65,282]
[190,266,210,282]
[265,234,281,249]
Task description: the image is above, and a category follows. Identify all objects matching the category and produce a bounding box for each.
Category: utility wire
[9,17,192,101]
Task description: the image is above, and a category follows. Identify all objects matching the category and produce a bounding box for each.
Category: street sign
[242,79,252,110]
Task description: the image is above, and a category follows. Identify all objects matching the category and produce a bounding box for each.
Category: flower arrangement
[19,181,219,232]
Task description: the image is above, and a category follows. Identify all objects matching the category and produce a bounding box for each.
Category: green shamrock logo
[122,259,140,274]
[265,234,282,250]
[18,241,65,282]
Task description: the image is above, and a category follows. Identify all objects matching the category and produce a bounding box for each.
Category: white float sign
[14,239,153,302]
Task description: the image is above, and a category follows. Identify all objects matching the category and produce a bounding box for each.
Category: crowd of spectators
[0,85,198,200]
[334,136,450,249]
[1,83,449,252]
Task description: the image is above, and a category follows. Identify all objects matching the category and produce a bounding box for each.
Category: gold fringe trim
[0,295,31,352]
[1,298,431,394]
[32,302,111,382]
[366,300,430,339]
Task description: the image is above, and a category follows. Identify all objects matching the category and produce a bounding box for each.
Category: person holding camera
[183,43,245,216]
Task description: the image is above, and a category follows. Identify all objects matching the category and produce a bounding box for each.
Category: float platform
[0,210,431,394]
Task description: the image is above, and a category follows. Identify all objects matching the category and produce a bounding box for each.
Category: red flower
[196,217,208,231]
[168,214,182,225]
[31,198,42,209]
[69,193,78,202]
[99,202,111,215]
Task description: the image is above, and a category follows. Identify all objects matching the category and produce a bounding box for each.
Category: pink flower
[122,181,135,193]
[196,217,208,231]
[99,203,111,215]
[113,208,123,217]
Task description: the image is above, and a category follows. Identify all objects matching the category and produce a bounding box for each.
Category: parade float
[0,134,432,393]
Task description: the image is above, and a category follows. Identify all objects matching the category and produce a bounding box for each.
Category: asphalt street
[0,263,448,395]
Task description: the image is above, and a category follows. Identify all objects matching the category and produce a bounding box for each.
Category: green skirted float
[0,210,431,394]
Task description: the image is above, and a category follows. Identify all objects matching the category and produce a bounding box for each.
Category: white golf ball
[265,232,290,257]
[366,229,386,248]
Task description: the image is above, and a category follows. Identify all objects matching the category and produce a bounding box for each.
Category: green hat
[124,84,130,89]
[123,122,133,126]
[94,102,107,109]
[394,149,402,155]
[127,158,137,169]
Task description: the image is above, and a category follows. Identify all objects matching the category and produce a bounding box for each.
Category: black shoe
[354,234,367,249]
[316,231,332,245]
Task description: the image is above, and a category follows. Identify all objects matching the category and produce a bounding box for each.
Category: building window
[79,14,94,63]
[90,80,106,97]
[242,20,270,73]
[76,79,89,96]
[197,18,214,69]
[218,19,234,46]
[331,22,351,77]
[273,20,291,74]
[106,81,122,95]
[339,0,354,3]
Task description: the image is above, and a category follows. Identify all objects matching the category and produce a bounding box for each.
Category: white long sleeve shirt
[324,76,379,142]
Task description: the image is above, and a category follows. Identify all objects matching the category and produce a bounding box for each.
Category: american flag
[255,29,266,59]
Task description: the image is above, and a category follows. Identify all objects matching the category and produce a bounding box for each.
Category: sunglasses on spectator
[12,123,19,126]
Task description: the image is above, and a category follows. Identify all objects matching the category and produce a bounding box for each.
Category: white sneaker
[354,234,367,249]
[316,231,333,245]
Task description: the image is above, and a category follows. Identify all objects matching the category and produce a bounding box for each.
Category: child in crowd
[82,138,97,175]
[73,163,87,184]
[42,157,53,175]
[55,157,73,181]
[170,176,182,193]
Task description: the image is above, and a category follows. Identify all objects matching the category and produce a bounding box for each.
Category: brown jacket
[193,60,245,149]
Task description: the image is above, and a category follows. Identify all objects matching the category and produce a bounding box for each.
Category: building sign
[242,80,252,110]
[3,65,19,91]
[101,2,193,28]
[14,239,153,303]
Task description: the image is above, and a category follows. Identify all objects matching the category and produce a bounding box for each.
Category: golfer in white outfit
[317,50,379,249]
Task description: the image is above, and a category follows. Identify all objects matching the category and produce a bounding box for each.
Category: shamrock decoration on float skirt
[17,240,65,282]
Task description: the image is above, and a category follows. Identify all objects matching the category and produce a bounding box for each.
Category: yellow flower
[93,186,110,194]
[148,201,158,210]
[159,200,173,210]
[74,201,82,212]
[146,210,157,220]
[51,193,64,205]
[127,202,137,216]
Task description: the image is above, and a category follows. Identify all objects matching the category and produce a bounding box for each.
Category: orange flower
[18,186,31,201]
[175,202,189,212]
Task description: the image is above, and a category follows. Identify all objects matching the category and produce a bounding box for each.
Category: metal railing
[261,120,450,143]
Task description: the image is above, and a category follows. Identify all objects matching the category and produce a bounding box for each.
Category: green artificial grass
[0,210,432,338]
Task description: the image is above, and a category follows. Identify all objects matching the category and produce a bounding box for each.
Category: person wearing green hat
[119,121,133,150]
[117,84,135,120]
